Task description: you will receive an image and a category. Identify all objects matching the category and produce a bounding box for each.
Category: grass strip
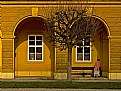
[1,82,121,89]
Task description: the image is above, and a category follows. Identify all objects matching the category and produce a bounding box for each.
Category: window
[76,38,91,62]
[28,35,43,61]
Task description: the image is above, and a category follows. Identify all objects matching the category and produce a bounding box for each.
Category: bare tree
[46,6,102,81]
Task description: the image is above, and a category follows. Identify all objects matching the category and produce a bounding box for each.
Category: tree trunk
[67,45,72,81]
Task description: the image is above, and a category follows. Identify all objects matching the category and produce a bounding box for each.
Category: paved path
[1,88,121,91]
[2,79,121,82]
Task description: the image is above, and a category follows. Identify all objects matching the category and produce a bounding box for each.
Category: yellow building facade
[0,1,121,80]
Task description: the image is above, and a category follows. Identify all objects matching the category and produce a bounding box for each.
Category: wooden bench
[72,67,94,77]
[72,67,102,77]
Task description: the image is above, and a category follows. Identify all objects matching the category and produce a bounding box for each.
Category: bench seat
[72,67,94,77]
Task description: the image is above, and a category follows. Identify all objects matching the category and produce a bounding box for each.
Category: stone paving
[1,78,121,82]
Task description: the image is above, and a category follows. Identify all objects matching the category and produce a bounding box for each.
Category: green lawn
[1,82,121,89]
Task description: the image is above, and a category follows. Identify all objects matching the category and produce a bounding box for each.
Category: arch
[70,15,110,38]
[14,16,54,78]
[71,15,110,79]
[13,16,47,37]
[93,16,110,37]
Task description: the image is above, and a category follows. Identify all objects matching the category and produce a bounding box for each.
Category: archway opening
[91,17,109,78]
[72,16,110,79]
[14,17,55,79]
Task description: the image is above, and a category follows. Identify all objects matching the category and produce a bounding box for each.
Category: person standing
[94,59,100,77]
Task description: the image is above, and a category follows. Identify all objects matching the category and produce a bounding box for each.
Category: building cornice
[1,1,121,6]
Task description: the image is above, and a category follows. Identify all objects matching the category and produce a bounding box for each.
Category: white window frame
[28,35,43,61]
[76,39,91,62]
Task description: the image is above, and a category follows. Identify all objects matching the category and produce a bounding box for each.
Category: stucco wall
[0,1,121,79]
